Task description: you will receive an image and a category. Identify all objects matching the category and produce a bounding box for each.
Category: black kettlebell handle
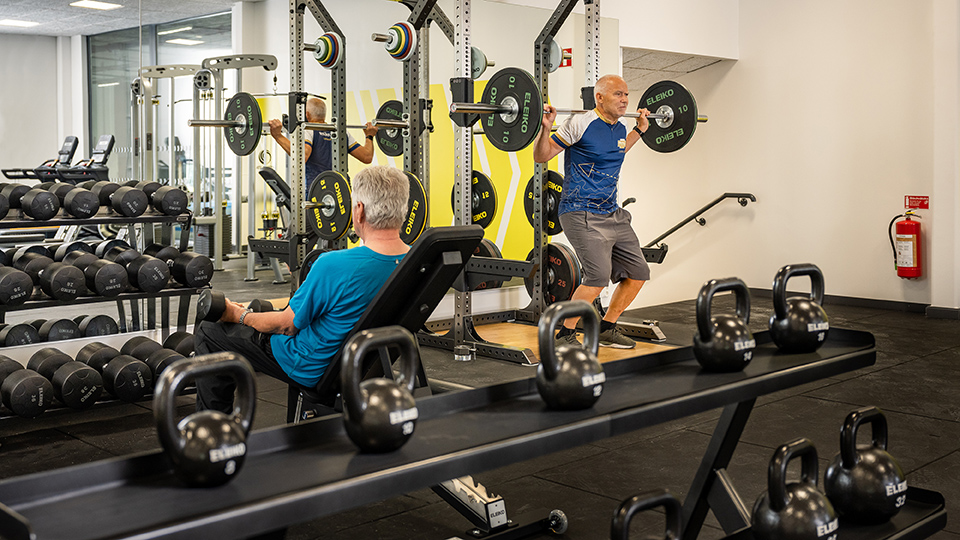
[154,352,257,452]
[772,263,825,320]
[840,406,889,469]
[341,326,420,424]
[696,278,751,343]
[769,437,819,512]
[610,489,682,540]
[538,300,600,381]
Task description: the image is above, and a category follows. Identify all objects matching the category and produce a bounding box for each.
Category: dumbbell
[131,181,188,216]
[0,183,62,220]
[76,343,152,402]
[91,181,148,217]
[73,314,120,337]
[163,331,195,356]
[48,183,100,219]
[12,247,84,301]
[197,291,276,323]
[28,318,81,342]
[145,348,185,377]
[0,356,54,418]
[61,248,129,297]
[121,336,164,360]
[0,323,40,347]
[103,245,170,294]
[0,263,35,306]
[144,244,213,288]
[27,347,103,409]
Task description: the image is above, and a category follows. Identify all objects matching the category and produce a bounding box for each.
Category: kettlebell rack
[0,328,943,540]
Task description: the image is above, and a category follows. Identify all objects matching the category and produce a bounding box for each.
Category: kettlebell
[693,278,756,372]
[769,263,829,353]
[342,326,421,453]
[611,489,682,540]
[154,352,256,487]
[824,407,907,524]
[752,438,838,540]
[536,300,604,410]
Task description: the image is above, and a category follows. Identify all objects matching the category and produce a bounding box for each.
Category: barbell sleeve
[371,33,391,43]
[553,108,708,123]
[187,119,245,128]
[449,102,516,115]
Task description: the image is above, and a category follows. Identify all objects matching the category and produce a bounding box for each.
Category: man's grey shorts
[559,208,650,287]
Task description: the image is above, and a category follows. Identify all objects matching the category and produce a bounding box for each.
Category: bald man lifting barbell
[533,74,653,350]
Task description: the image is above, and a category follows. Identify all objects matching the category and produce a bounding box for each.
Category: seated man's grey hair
[352,165,409,230]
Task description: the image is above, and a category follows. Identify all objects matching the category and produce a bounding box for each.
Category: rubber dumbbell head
[76,314,119,337]
[144,243,181,262]
[121,336,163,361]
[135,181,162,200]
[77,342,151,403]
[247,299,274,312]
[37,318,81,341]
[151,185,189,215]
[162,331,195,356]
[20,188,61,220]
[0,192,9,220]
[90,181,120,206]
[15,252,84,301]
[0,183,30,208]
[28,347,103,409]
[59,186,100,219]
[0,323,40,347]
[110,186,148,217]
[54,240,93,262]
[12,245,52,266]
[126,254,170,293]
[145,348,185,377]
[196,289,227,323]
[0,356,53,418]
[0,266,34,306]
[171,252,214,288]
[94,238,130,258]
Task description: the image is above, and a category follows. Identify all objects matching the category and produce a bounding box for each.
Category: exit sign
[905,195,929,209]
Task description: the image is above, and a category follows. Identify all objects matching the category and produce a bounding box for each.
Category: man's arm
[222,301,298,336]
[624,109,651,153]
[533,105,564,163]
[269,119,312,161]
[348,123,378,164]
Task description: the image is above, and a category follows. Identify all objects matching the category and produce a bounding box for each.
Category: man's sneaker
[555,332,582,349]
[599,325,636,349]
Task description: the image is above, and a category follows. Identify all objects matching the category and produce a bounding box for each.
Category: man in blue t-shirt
[268,97,379,194]
[533,74,651,350]
[193,165,410,414]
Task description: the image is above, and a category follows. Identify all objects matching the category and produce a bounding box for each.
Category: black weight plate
[523,243,582,305]
[224,92,262,157]
[450,170,498,229]
[299,248,327,286]
[307,170,351,241]
[523,170,563,235]
[640,80,698,153]
[471,238,504,290]
[400,171,428,245]
[375,100,404,157]
[479,67,543,152]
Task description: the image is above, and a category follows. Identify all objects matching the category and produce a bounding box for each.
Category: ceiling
[622,47,722,92]
[0,0,245,37]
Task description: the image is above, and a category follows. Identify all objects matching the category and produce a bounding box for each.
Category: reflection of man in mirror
[533,74,651,350]
[268,98,378,194]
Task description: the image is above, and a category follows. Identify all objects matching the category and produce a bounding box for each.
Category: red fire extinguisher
[888,210,922,279]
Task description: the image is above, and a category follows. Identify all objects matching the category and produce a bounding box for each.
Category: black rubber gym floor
[1,260,958,540]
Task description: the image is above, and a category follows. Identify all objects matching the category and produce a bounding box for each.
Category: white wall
[619,0,954,310]
[485,0,739,59]
[0,34,61,169]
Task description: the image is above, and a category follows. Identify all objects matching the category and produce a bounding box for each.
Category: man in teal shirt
[194,165,410,414]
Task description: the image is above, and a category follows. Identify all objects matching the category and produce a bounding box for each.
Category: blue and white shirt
[551,109,627,215]
[305,130,360,193]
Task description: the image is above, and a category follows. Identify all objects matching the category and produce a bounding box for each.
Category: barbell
[187,92,412,157]
[449,67,709,153]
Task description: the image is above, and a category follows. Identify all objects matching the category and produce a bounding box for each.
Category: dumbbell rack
[0,329,945,540]
[0,211,198,333]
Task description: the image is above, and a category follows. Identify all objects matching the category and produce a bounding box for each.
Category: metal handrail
[643,192,756,248]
